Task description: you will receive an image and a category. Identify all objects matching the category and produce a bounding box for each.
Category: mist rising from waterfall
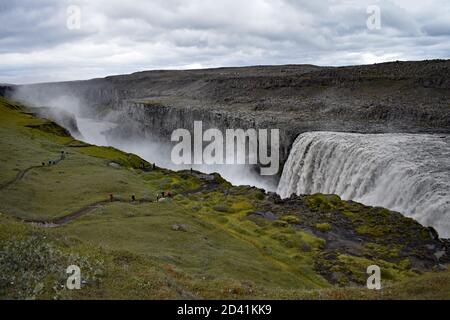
[75,116,275,191]
[11,87,275,191]
[277,132,450,237]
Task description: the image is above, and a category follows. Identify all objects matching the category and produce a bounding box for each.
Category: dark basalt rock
[0,85,15,97]
[10,60,450,177]
[185,172,449,285]
[250,191,450,285]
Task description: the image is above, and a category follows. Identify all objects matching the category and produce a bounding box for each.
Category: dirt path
[16,182,204,227]
[21,197,157,227]
[0,165,42,190]
[0,152,68,191]
[26,177,217,227]
[18,182,204,227]
[2,151,194,226]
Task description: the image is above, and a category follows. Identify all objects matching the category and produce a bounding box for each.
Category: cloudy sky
[1,0,449,84]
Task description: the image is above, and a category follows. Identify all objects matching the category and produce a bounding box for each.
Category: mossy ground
[0,97,448,299]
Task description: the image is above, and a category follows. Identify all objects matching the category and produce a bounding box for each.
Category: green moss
[270,233,296,248]
[0,96,22,110]
[281,215,301,224]
[215,216,229,224]
[273,220,289,228]
[77,146,150,169]
[321,254,418,286]
[231,201,253,212]
[364,243,402,260]
[315,223,332,232]
[420,228,432,240]
[306,194,341,211]
[356,224,386,237]
[399,258,412,270]
[213,204,232,213]
[25,122,71,137]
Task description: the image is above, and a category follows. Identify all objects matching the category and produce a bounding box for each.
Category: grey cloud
[0,0,449,84]
[0,0,94,53]
[422,20,450,36]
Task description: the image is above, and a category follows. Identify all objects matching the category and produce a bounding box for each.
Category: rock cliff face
[0,85,15,98]
[7,59,450,173]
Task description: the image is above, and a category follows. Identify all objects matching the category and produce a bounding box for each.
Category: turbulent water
[277,132,450,238]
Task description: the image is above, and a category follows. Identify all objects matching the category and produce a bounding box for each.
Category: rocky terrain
[6,59,450,173]
[0,96,449,299]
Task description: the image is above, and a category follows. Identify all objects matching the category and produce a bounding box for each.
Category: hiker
[109,194,114,202]
[161,191,165,198]
[131,194,136,202]
[60,151,65,160]
[156,193,160,202]
[152,163,156,170]
[190,167,193,173]
[167,191,172,198]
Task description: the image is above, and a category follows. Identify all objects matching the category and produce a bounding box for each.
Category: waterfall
[277,132,450,238]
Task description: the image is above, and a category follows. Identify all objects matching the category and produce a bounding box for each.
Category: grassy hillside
[0,96,448,299]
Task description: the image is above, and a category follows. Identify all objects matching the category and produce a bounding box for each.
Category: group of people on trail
[108,191,174,203]
[141,163,157,169]
[42,150,67,167]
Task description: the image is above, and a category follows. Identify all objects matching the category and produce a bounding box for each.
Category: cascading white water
[277,132,450,238]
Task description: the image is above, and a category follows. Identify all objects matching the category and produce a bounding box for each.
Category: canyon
[2,59,450,235]
[6,59,450,167]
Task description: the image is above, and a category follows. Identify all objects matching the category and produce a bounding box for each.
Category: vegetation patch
[306,194,341,211]
[315,223,332,232]
[25,122,71,137]
[0,96,448,299]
